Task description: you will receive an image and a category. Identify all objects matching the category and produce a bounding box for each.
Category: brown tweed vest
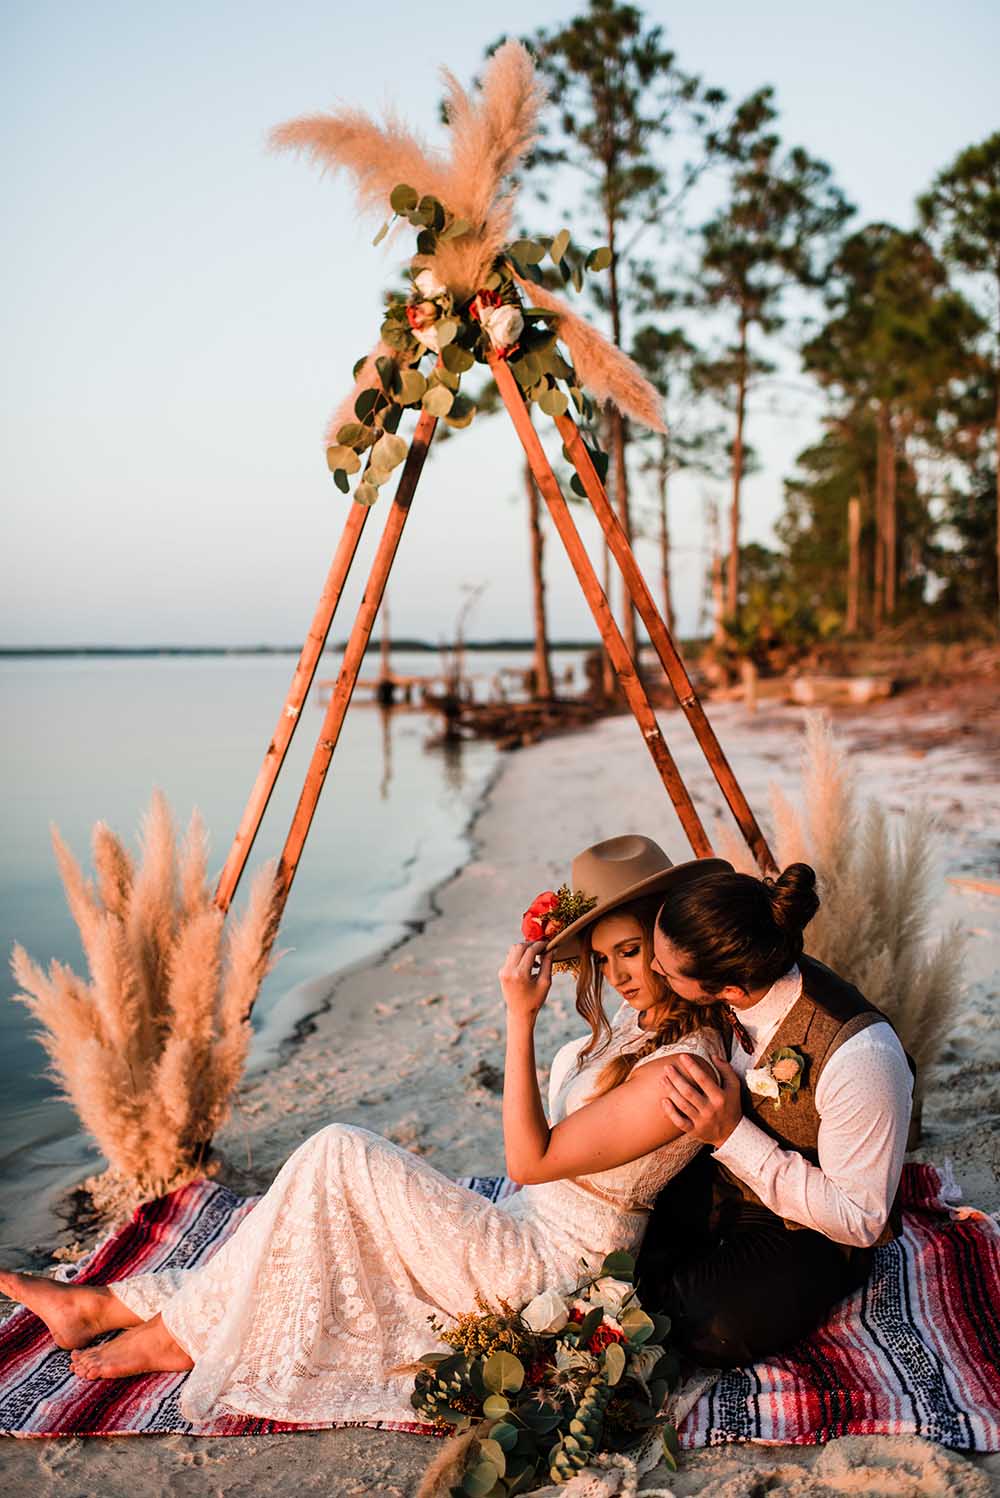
[716,954,915,1246]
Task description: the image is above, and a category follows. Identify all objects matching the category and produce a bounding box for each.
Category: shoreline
[2,697,998,1494]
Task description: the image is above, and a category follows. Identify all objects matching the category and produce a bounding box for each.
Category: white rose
[409,323,442,353]
[746,1066,780,1100]
[413,267,448,300]
[521,1289,569,1334]
[481,303,524,352]
[586,1276,634,1317]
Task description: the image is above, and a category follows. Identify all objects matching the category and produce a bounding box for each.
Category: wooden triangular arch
[211,43,777,974]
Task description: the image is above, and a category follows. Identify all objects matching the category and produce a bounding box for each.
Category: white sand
[2,697,998,1495]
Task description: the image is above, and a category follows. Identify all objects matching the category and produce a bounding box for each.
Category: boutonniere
[745,1046,806,1108]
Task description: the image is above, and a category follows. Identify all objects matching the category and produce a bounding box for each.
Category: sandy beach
[2,692,998,1495]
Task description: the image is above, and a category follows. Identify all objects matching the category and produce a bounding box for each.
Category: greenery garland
[326,185,613,507]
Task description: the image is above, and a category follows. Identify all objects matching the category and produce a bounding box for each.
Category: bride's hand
[499,940,552,1022]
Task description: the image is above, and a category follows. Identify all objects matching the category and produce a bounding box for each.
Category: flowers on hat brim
[520,884,598,945]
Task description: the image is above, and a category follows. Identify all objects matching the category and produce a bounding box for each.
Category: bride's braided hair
[573,894,724,1099]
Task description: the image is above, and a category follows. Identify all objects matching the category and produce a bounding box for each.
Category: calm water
[0,651,581,1240]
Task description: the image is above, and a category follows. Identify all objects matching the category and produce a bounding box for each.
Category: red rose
[587,1322,627,1354]
[469,288,503,321]
[406,300,438,331]
[521,891,560,942]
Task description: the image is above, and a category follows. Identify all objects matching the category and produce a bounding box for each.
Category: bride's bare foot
[69,1314,193,1380]
[0,1270,139,1350]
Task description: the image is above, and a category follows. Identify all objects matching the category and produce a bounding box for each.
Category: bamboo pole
[271,409,438,915]
[491,356,713,858]
[553,409,777,875]
[214,500,370,913]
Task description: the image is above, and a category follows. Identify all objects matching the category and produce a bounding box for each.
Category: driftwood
[425,694,601,750]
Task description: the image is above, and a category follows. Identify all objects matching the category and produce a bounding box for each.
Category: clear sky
[3,1,997,647]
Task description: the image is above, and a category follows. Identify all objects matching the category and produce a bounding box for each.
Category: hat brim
[545,857,733,961]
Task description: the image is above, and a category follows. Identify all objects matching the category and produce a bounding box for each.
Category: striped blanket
[0,1164,996,1447]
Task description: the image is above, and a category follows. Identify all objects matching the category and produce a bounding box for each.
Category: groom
[635,865,915,1369]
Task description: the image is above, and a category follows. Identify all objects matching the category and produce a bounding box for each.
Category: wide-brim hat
[546,834,732,960]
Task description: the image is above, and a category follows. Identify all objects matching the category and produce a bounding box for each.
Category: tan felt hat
[546,834,732,960]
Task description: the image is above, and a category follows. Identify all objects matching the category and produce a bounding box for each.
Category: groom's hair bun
[656,861,820,995]
[766,863,819,935]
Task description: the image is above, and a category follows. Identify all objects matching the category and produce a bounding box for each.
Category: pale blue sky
[3,1,997,646]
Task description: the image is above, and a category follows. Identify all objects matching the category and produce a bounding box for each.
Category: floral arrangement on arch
[411,1250,681,1493]
[270,40,665,510]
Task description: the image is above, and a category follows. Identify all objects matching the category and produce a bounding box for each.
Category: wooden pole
[553,409,777,875]
[846,496,861,635]
[272,409,438,914]
[491,356,713,858]
[214,500,370,913]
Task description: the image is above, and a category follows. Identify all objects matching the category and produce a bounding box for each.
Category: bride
[0,835,729,1427]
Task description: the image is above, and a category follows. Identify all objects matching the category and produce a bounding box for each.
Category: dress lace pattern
[111,1005,722,1425]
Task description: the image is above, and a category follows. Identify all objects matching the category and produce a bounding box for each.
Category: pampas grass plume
[726,715,966,1111]
[11,795,281,1211]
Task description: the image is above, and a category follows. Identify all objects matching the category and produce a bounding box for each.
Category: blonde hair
[574,894,724,1098]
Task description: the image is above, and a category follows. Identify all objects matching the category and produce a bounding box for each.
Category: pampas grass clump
[11,791,280,1213]
[718,716,965,1110]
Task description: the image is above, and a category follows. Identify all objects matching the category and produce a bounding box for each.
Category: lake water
[0,650,583,1246]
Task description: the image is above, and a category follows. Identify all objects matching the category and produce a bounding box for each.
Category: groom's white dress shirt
[710,966,914,1248]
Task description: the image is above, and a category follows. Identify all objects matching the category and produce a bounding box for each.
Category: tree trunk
[523,459,553,699]
[846,496,861,634]
[727,312,749,620]
[884,406,897,619]
[873,404,887,633]
[657,440,675,636]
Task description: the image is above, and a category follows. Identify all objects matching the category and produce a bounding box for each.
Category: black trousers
[635,1154,872,1369]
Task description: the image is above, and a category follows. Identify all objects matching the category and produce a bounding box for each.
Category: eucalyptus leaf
[550,228,571,263]
[482,1352,524,1395]
[443,396,476,429]
[442,343,475,373]
[603,1343,626,1386]
[417,194,445,229]
[434,318,458,347]
[440,217,472,240]
[621,1307,654,1345]
[661,1422,680,1471]
[398,369,428,405]
[422,384,455,417]
[461,1462,498,1497]
[483,1395,510,1421]
[335,421,367,447]
[572,262,584,293]
[354,387,380,422]
[375,355,398,394]
[570,473,587,498]
[416,228,437,256]
[436,364,460,391]
[325,444,361,475]
[332,469,350,494]
[538,386,569,417]
[576,1306,603,1344]
[601,1251,634,1280]
[509,238,546,265]
[478,1438,506,1476]
[370,432,408,473]
[372,220,389,247]
[587,246,613,272]
[352,355,367,380]
[521,307,560,320]
[489,1418,518,1449]
[354,481,379,507]
[390,183,418,213]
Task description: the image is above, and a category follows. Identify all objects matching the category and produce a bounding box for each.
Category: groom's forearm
[502,1013,551,1184]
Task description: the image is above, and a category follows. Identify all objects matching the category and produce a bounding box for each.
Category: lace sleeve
[632,1027,724,1085]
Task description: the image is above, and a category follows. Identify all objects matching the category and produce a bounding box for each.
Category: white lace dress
[111,1005,722,1426]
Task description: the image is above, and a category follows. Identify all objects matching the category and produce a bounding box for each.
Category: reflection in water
[378,703,393,800]
[440,731,466,793]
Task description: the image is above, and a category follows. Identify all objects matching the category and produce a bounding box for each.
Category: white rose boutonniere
[745,1045,806,1108]
[585,1275,634,1317]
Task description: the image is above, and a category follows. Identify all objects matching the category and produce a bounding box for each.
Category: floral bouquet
[411,1251,681,1493]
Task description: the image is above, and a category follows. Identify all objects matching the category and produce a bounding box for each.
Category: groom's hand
[660,1055,743,1148]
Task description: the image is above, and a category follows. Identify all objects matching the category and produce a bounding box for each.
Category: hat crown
[570,835,673,909]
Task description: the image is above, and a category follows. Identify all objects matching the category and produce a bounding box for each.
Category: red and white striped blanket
[0,1164,997,1446]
